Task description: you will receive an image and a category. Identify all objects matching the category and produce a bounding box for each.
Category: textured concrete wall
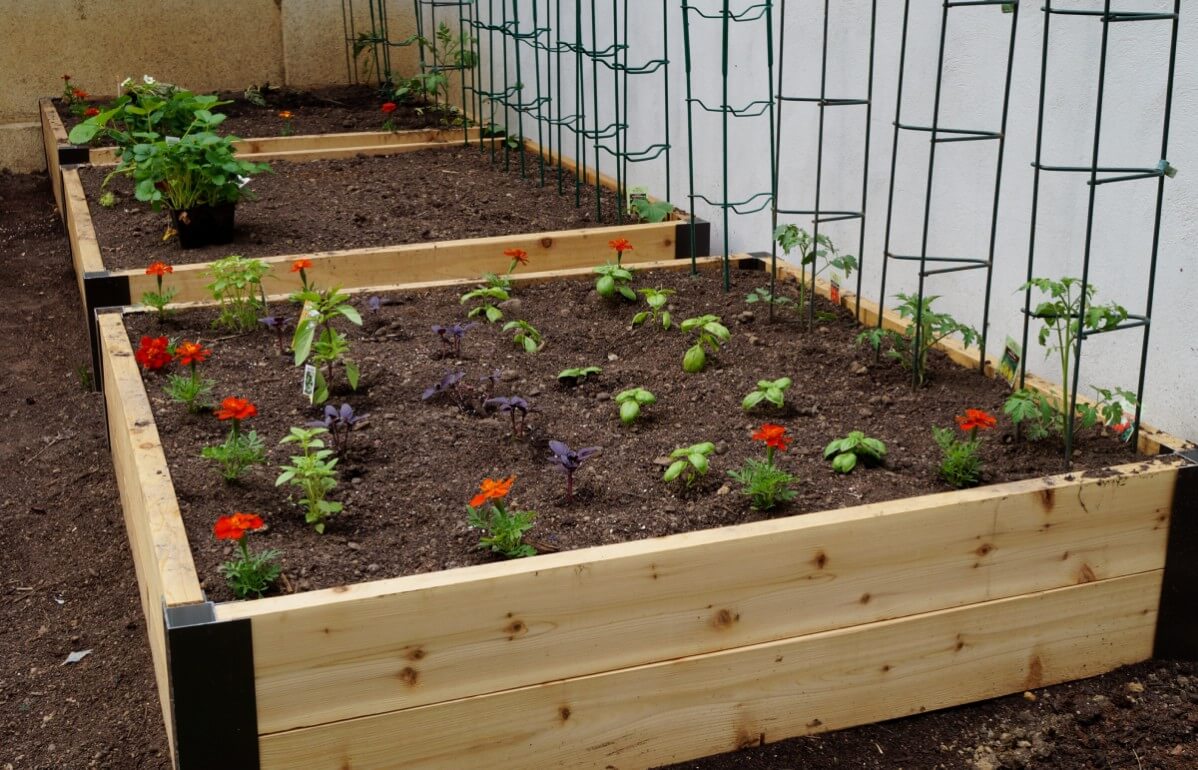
[0,0,419,171]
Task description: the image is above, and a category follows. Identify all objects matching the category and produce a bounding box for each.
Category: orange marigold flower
[174,341,211,367]
[752,423,791,452]
[470,475,516,508]
[214,512,265,542]
[278,110,293,120]
[504,248,529,266]
[84,106,100,118]
[290,258,313,273]
[215,397,257,422]
[609,238,634,253]
[956,409,997,432]
[134,336,171,371]
[72,88,88,100]
[381,102,398,114]
[145,261,173,277]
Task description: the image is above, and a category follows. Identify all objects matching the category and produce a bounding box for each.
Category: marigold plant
[934,408,997,488]
[142,262,177,322]
[729,424,798,510]
[202,397,266,481]
[164,340,214,413]
[214,512,281,599]
[134,336,172,371]
[466,476,536,558]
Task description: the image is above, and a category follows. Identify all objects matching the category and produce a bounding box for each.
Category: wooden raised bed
[50,106,708,379]
[99,254,1197,770]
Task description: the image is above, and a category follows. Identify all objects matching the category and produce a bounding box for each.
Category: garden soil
[2,171,1194,769]
[80,145,623,270]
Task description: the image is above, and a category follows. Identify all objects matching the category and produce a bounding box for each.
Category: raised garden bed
[99,255,1196,769]
[57,133,706,380]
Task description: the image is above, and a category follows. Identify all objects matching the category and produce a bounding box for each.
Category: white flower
[143,75,156,85]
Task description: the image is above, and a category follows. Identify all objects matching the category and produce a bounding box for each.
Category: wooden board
[99,313,206,758]
[257,570,1160,769]
[39,98,68,214]
[216,458,1176,733]
[61,169,105,298]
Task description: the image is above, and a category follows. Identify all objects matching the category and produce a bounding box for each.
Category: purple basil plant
[309,403,364,456]
[422,370,466,402]
[485,395,533,439]
[432,322,477,358]
[548,440,601,503]
[259,314,295,356]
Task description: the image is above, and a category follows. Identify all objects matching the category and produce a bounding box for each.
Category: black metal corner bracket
[164,602,260,770]
[675,215,711,261]
[58,145,91,166]
[82,271,132,390]
[1154,449,1198,661]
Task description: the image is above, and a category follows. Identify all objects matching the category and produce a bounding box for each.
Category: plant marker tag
[998,336,1022,387]
[165,135,180,145]
[302,365,317,403]
[627,185,649,211]
[829,273,841,305]
[237,175,252,188]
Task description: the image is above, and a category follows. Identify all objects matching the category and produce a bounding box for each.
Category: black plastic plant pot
[169,203,236,249]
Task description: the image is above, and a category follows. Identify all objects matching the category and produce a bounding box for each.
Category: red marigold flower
[215,397,257,422]
[278,110,293,120]
[134,336,172,371]
[470,476,515,508]
[381,102,398,114]
[72,88,88,100]
[956,409,997,432]
[752,423,791,452]
[83,106,100,118]
[609,238,634,253]
[174,341,211,367]
[214,512,265,542]
[145,261,173,277]
[504,248,529,266]
[62,74,72,82]
[290,258,313,273]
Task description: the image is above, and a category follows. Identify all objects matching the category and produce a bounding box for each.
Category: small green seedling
[98,190,117,208]
[595,263,636,301]
[558,366,602,386]
[614,387,657,424]
[632,288,674,330]
[630,198,675,223]
[460,286,509,323]
[680,315,731,373]
[663,442,716,487]
[503,320,544,353]
[742,377,792,411]
[823,431,887,473]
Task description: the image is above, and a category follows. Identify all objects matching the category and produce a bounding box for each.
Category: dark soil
[126,267,1138,602]
[56,84,446,139]
[0,171,1192,770]
[80,145,623,270]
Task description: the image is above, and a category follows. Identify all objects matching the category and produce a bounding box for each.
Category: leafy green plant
[680,315,731,373]
[614,387,657,424]
[396,22,478,120]
[933,409,997,488]
[201,397,266,482]
[460,286,509,323]
[742,377,792,411]
[632,288,674,330]
[1004,278,1135,441]
[68,76,231,149]
[856,293,979,385]
[213,513,280,599]
[293,288,363,404]
[503,320,544,353]
[102,111,269,212]
[276,427,343,533]
[558,366,602,386]
[595,238,636,301]
[206,255,268,332]
[728,424,797,511]
[773,225,857,322]
[163,341,214,414]
[98,191,117,208]
[466,476,536,558]
[823,431,887,474]
[630,198,675,223]
[663,442,716,487]
[745,286,795,312]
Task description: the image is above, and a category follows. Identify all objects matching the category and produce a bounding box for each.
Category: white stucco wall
[498,0,1196,442]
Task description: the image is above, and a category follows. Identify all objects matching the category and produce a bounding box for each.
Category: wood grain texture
[220,457,1175,733]
[100,313,206,758]
[61,169,104,295]
[258,571,1160,770]
[39,98,66,215]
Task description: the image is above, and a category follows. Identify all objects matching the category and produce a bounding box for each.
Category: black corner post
[82,272,131,391]
[675,215,711,261]
[1154,449,1198,661]
[164,602,260,770]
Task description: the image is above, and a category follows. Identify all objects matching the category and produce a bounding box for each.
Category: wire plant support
[1017,0,1181,465]
[876,0,1019,386]
[773,0,877,326]
[681,1,776,290]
